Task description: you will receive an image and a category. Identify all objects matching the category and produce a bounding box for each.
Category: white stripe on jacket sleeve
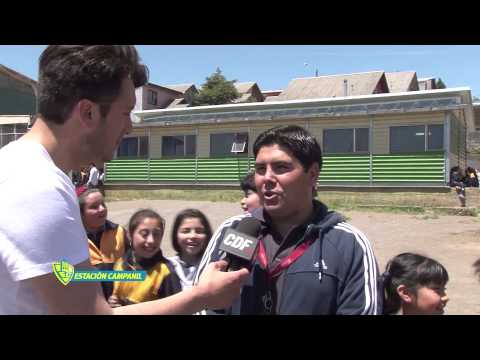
[193,214,249,286]
[334,222,378,315]
[192,214,248,315]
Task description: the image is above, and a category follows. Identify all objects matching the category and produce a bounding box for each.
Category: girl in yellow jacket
[108,209,182,307]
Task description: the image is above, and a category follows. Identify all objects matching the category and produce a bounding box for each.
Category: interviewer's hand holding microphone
[196,217,261,310]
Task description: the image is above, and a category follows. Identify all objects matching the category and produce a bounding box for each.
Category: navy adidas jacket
[194,202,383,315]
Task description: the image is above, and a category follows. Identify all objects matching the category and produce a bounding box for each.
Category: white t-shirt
[87,166,99,187]
[0,140,89,314]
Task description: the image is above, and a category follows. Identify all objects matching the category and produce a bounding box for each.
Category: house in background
[131,82,198,124]
[271,71,390,101]
[262,90,282,102]
[385,71,419,93]
[418,77,437,91]
[233,82,264,103]
[105,69,475,189]
[164,84,198,108]
[467,102,480,169]
[0,64,37,149]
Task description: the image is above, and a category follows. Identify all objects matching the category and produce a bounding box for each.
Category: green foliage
[192,68,240,106]
[436,78,446,89]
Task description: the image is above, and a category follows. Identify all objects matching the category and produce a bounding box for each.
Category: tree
[192,68,240,106]
[473,96,480,102]
[436,78,446,89]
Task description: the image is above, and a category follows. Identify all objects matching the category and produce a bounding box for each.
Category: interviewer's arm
[25,259,248,315]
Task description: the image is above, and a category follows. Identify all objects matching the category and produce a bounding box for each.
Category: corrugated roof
[163,84,196,93]
[385,71,418,93]
[275,71,386,101]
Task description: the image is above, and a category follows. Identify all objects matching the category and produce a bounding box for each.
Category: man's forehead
[255,143,296,162]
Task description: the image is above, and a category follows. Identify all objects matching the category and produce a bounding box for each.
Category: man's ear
[397,284,414,304]
[308,162,320,187]
[77,99,99,129]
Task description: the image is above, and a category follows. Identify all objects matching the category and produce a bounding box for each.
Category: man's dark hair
[382,252,449,315]
[240,171,256,195]
[38,45,149,124]
[171,209,212,257]
[253,125,322,172]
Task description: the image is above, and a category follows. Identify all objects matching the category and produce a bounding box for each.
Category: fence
[105,152,445,185]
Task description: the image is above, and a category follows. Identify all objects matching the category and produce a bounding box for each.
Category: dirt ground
[106,199,480,315]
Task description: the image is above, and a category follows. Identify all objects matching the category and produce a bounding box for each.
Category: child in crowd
[108,209,182,307]
[240,171,262,213]
[449,166,466,207]
[382,253,449,315]
[464,167,479,188]
[79,188,128,299]
[168,209,212,290]
[79,189,127,267]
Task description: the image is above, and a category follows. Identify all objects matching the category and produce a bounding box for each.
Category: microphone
[219,217,261,271]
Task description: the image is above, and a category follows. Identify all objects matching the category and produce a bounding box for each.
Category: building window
[147,90,158,105]
[162,135,196,157]
[427,124,444,150]
[210,133,248,156]
[0,123,28,149]
[390,124,444,153]
[117,136,149,158]
[323,128,369,154]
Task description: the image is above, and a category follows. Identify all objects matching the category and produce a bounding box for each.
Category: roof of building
[0,64,37,88]
[167,98,189,108]
[146,82,184,96]
[163,83,197,94]
[275,71,387,101]
[234,82,257,94]
[262,90,283,96]
[385,71,419,93]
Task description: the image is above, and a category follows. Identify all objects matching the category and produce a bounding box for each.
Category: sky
[0,45,479,97]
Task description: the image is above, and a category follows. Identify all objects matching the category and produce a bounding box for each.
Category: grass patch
[105,189,479,216]
[106,189,242,203]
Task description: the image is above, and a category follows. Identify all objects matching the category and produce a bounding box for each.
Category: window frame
[209,132,249,157]
[389,124,444,154]
[147,89,158,106]
[322,127,370,154]
[116,135,149,158]
[161,134,196,157]
[0,123,29,149]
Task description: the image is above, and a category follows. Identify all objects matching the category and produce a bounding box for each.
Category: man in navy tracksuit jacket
[194,125,382,315]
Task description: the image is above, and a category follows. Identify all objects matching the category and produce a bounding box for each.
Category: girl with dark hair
[168,209,212,290]
[382,253,449,315]
[108,209,181,307]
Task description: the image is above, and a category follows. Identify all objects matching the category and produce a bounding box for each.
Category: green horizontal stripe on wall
[105,152,446,184]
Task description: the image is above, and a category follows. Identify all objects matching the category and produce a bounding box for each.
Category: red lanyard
[257,238,314,281]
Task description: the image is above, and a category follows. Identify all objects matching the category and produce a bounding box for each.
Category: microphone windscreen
[235,217,262,237]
